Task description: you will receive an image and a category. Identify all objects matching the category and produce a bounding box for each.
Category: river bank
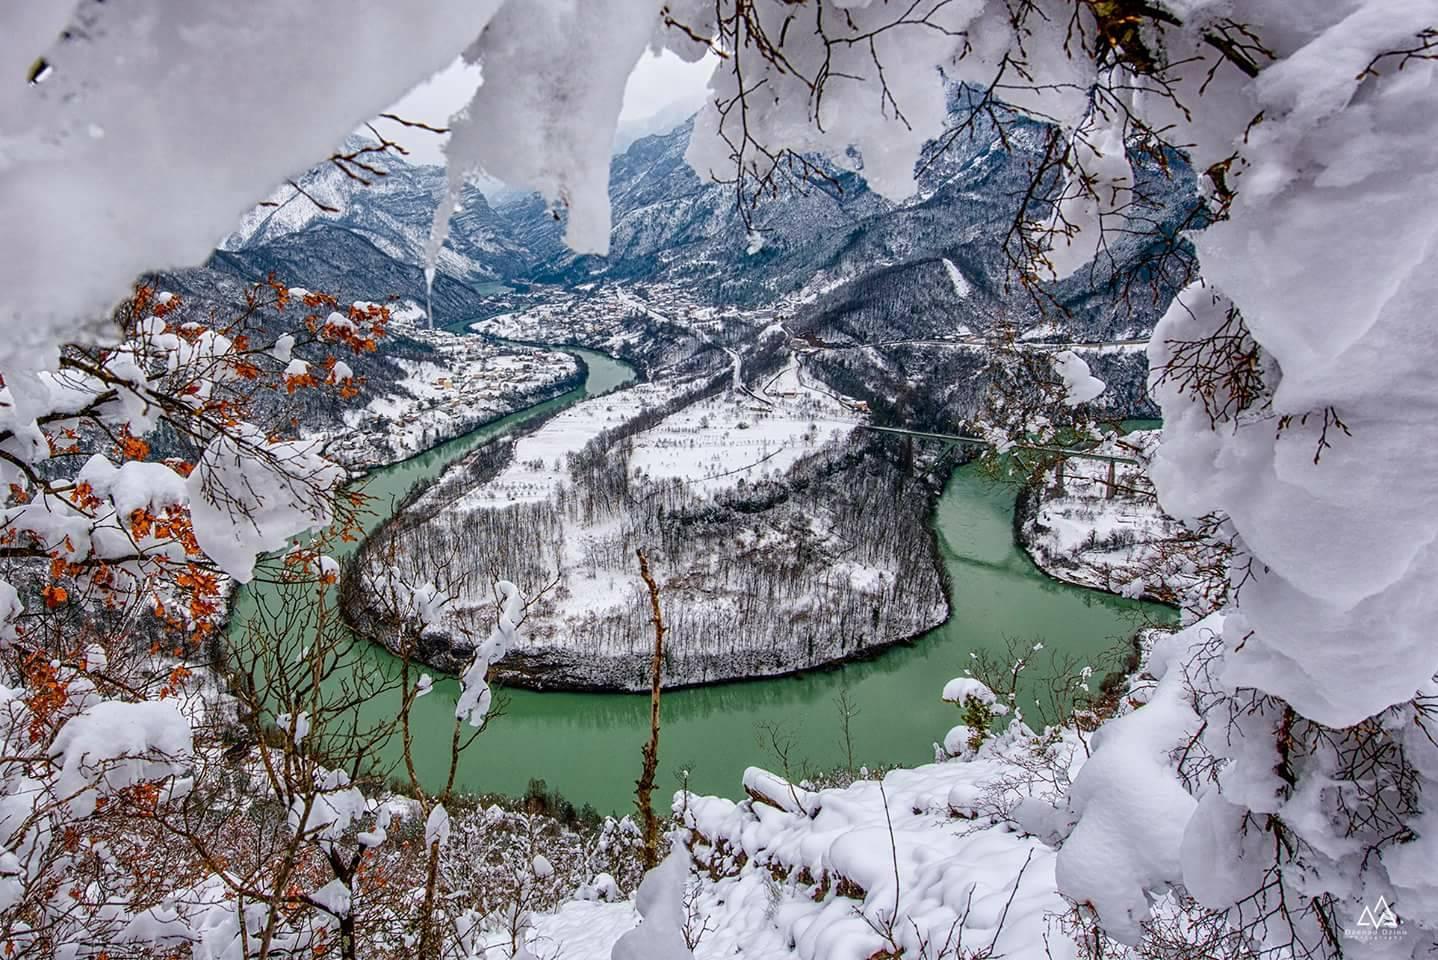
[1012,427,1209,608]
[227,343,1174,813]
[322,320,584,473]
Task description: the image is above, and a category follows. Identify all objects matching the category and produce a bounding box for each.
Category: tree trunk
[635,549,666,869]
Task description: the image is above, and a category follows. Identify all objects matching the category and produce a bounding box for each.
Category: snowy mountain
[221,135,531,290]
[214,93,1193,360]
[500,117,891,302]
[209,224,490,326]
[477,91,1186,426]
[497,91,1195,345]
[193,96,1194,449]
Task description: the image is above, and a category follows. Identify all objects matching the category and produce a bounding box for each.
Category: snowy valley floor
[318,304,582,471]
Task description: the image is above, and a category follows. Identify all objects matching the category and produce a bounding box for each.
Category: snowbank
[543,719,1086,960]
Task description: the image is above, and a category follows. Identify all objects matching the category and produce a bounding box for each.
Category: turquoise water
[227,349,1172,813]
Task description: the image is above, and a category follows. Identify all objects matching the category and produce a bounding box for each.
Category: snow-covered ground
[321,307,580,470]
[517,652,1188,960]
[1017,430,1208,607]
[477,299,654,361]
[628,358,862,492]
[449,380,685,509]
[359,358,944,689]
[664,749,1069,960]
[471,282,774,374]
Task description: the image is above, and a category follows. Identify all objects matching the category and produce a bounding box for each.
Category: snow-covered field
[628,358,862,492]
[1018,430,1208,607]
[321,309,580,470]
[450,380,685,509]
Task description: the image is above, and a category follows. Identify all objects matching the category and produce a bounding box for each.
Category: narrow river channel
[226,345,1172,814]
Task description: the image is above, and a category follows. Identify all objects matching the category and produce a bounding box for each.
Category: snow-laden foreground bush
[524,618,1238,960]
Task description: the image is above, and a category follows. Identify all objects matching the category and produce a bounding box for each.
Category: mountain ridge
[213,96,1196,357]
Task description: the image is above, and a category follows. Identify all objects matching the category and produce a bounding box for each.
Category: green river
[227,346,1172,814]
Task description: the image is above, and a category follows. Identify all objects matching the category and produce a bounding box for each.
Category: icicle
[424,179,466,330]
[436,0,662,257]
[423,265,435,329]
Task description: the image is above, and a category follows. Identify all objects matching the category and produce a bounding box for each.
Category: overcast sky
[378,49,717,167]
